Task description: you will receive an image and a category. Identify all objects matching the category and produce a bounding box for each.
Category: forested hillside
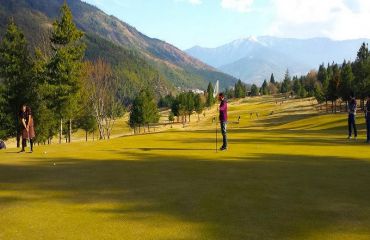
[0,0,237,93]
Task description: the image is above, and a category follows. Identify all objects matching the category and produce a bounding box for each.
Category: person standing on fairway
[348,97,358,140]
[365,95,370,143]
[26,106,35,152]
[19,105,28,152]
[218,93,228,151]
[19,105,35,153]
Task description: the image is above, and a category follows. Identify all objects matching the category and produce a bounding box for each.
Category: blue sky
[83,0,370,50]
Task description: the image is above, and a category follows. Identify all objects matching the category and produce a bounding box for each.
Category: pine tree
[194,94,205,121]
[206,82,215,107]
[170,98,180,122]
[46,3,86,143]
[305,70,318,96]
[186,91,195,122]
[327,64,341,112]
[129,90,159,132]
[292,77,302,96]
[34,102,58,144]
[143,90,160,126]
[317,63,329,110]
[339,61,354,104]
[32,49,58,144]
[234,80,246,98]
[280,69,292,94]
[168,112,175,124]
[178,92,188,122]
[299,85,307,98]
[318,64,328,85]
[77,111,97,142]
[313,82,325,104]
[0,19,32,141]
[250,84,259,96]
[158,94,175,108]
[129,92,144,130]
[261,79,268,95]
[356,43,369,62]
[0,84,9,139]
[270,73,276,84]
[353,43,370,105]
[225,87,234,99]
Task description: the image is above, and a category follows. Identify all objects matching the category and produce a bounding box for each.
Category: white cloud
[221,0,254,13]
[268,0,370,40]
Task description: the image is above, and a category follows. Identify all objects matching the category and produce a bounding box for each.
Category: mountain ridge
[0,0,237,96]
[186,36,370,85]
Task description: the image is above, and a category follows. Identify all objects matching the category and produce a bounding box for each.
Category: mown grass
[1,96,370,240]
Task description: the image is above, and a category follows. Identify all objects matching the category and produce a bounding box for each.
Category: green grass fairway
[1,97,370,240]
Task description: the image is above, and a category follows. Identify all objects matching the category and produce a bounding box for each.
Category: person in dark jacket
[218,93,228,151]
[19,105,36,153]
[365,95,370,143]
[19,105,27,152]
[348,97,358,140]
[0,139,6,150]
[26,106,35,152]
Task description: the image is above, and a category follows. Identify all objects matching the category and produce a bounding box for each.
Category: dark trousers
[22,139,26,151]
[348,114,357,137]
[220,122,227,148]
[22,138,34,151]
[366,116,370,142]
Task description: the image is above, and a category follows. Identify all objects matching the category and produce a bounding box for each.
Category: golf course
[1,96,370,240]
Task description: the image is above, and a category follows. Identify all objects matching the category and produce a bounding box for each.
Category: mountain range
[0,0,237,99]
[186,36,370,85]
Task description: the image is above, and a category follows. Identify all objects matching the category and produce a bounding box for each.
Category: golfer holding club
[218,93,228,151]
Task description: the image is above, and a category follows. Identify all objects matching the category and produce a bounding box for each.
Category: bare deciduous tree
[83,59,124,140]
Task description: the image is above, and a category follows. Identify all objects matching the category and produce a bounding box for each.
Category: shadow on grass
[1,152,370,239]
[258,113,367,132]
[258,113,320,127]
[163,128,364,147]
[0,196,23,205]
[120,147,215,151]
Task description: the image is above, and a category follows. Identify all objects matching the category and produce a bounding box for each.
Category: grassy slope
[1,96,370,240]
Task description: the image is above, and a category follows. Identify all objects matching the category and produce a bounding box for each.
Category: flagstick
[213,117,217,153]
[216,119,218,153]
[213,80,219,153]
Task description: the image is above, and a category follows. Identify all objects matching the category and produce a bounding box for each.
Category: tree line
[222,43,370,113]
[131,42,370,129]
[313,43,370,111]
[0,3,124,144]
[169,90,207,123]
[224,80,257,99]
[275,43,370,112]
[155,82,218,129]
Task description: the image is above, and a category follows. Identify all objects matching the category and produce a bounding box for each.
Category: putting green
[1,96,370,240]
